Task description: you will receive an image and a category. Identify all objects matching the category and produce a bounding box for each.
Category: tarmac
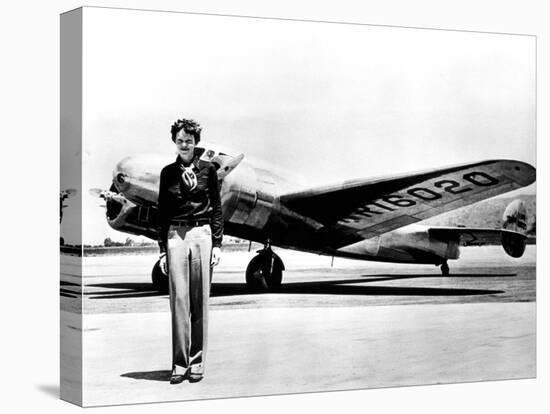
[60,246,536,407]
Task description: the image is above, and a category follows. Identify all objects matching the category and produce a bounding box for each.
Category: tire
[441,261,450,276]
[152,260,169,293]
[246,253,283,291]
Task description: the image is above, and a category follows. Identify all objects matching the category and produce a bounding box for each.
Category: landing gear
[152,259,169,293]
[246,243,285,291]
[440,261,450,276]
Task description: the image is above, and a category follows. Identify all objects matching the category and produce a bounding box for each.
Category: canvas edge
[60,7,83,407]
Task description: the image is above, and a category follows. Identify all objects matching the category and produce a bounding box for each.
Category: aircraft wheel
[441,261,450,276]
[246,252,284,291]
[152,260,169,293]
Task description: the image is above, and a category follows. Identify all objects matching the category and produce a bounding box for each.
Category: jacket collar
[175,153,200,170]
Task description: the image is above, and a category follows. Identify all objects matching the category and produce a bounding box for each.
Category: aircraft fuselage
[107,149,453,266]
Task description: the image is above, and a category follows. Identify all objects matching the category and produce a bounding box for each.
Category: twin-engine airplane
[91,142,535,292]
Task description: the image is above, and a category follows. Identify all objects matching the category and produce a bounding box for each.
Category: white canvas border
[2,1,547,413]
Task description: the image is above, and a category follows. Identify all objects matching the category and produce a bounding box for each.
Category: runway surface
[61,246,535,314]
[60,246,536,406]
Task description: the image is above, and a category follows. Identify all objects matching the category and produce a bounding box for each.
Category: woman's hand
[159,253,168,274]
[211,247,221,267]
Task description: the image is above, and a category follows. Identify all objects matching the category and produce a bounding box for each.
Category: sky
[60,8,536,245]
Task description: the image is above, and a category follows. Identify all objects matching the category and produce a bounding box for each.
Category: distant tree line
[102,237,154,247]
[100,235,247,247]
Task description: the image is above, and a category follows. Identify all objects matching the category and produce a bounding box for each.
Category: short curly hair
[170,118,202,143]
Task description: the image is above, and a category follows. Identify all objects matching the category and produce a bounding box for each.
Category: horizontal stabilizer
[428,227,527,258]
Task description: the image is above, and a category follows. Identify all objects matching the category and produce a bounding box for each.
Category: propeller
[89,188,105,198]
[89,188,117,200]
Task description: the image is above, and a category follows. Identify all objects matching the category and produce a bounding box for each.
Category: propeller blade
[89,188,105,198]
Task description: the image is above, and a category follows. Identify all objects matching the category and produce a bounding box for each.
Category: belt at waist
[170,219,210,227]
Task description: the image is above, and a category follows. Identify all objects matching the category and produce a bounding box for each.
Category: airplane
[90,142,535,292]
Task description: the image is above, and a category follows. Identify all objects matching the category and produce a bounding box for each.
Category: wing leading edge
[280,160,535,248]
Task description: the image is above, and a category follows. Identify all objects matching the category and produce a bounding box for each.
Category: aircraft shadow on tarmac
[86,282,168,299]
[85,273,514,299]
[211,274,511,297]
[60,280,81,298]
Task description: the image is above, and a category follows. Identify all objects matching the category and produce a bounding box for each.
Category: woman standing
[157,118,223,384]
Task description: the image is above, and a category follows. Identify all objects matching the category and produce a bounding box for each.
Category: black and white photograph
[59,5,536,408]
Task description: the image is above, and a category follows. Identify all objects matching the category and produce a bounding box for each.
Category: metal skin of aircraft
[90,142,536,292]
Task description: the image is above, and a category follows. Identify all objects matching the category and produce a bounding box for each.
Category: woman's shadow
[121,370,172,382]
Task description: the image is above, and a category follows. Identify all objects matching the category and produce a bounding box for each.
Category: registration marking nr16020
[342,171,499,222]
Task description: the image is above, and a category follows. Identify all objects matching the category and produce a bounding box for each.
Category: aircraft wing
[279,160,535,248]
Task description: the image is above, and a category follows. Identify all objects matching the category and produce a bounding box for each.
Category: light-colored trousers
[167,224,213,375]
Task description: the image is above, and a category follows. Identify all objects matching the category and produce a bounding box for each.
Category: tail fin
[501,199,528,258]
[502,199,528,233]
